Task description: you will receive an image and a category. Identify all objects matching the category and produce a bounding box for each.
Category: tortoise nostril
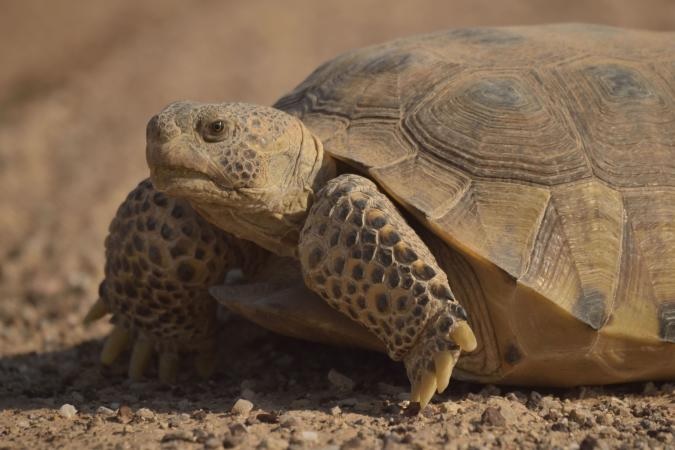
[147,115,161,141]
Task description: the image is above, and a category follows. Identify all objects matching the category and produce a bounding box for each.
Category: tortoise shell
[275,24,675,384]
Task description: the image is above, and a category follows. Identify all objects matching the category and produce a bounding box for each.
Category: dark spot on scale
[333,256,345,275]
[376,249,393,266]
[362,230,376,244]
[505,344,522,364]
[335,203,350,221]
[331,283,342,298]
[400,275,414,289]
[376,293,389,313]
[394,245,417,264]
[438,317,453,333]
[412,283,425,296]
[346,283,357,295]
[397,296,408,311]
[387,270,400,289]
[194,248,205,260]
[329,231,340,247]
[367,213,387,229]
[370,267,385,284]
[141,200,151,212]
[352,198,367,210]
[356,296,366,309]
[351,264,364,280]
[148,246,162,265]
[362,245,376,261]
[181,224,193,237]
[161,224,174,240]
[413,263,436,281]
[380,230,401,246]
[313,273,326,286]
[413,306,423,317]
[350,213,363,227]
[345,231,358,247]
[153,192,168,207]
[171,205,185,219]
[170,243,188,258]
[308,247,324,269]
[430,282,454,300]
[451,303,468,321]
[351,248,362,259]
[417,295,430,306]
[146,217,157,231]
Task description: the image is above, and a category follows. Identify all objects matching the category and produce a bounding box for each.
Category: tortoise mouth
[150,165,234,200]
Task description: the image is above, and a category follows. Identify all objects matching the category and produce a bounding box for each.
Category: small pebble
[330,406,342,416]
[117,405,133,424]
[59,404,77,419]
[297,430,319,443]
[231,399,254,416]
[481,406,506,427]
[96,406,115,416]
[136,408,155,420]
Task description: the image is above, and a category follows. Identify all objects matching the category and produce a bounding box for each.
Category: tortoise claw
[83,298,109,325]
[128,338,154,381]
[100,325,130,365]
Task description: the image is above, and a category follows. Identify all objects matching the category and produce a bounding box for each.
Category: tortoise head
[146,101,335,257]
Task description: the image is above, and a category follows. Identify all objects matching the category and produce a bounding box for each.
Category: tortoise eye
[210,120,224,133]
[203,120,229,142]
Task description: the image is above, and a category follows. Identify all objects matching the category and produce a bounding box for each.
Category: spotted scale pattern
[299,174,471,371]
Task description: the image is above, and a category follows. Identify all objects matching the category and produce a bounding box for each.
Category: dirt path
[1,1,674,448]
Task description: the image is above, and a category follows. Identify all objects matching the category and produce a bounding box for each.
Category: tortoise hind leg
[84,179,267,381]
[298,174,477,407]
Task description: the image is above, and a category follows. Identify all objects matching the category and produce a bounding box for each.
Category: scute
[275,24,675,382]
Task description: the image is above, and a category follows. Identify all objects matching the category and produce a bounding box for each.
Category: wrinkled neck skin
[190,123,336,258]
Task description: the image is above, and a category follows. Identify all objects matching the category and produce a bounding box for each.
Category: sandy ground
[0,1,674,448]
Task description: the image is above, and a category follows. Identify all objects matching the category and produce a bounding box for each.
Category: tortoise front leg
[85,179,267,382]
[299,174,477,407]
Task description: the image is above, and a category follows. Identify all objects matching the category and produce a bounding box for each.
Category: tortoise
[86,23,675,408]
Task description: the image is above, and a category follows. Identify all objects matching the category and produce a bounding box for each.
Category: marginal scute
[520,181,623,330]
[431,181,550,278]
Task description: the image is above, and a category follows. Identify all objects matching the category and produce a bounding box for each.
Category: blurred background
[1,0,674,355]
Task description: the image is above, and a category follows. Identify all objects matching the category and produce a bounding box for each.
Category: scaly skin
[89,178,267,382]
[87,101,477,407]
[300,174,476,406]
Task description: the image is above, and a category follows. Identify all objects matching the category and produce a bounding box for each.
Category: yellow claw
[433,350,456,394]
[128,339,154,381]
[159,352,179,384]
[83,298,109,325]
[449,321,477,352]
[418,371,438,409]
[410,371,438,409]
[100,325,130,365]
